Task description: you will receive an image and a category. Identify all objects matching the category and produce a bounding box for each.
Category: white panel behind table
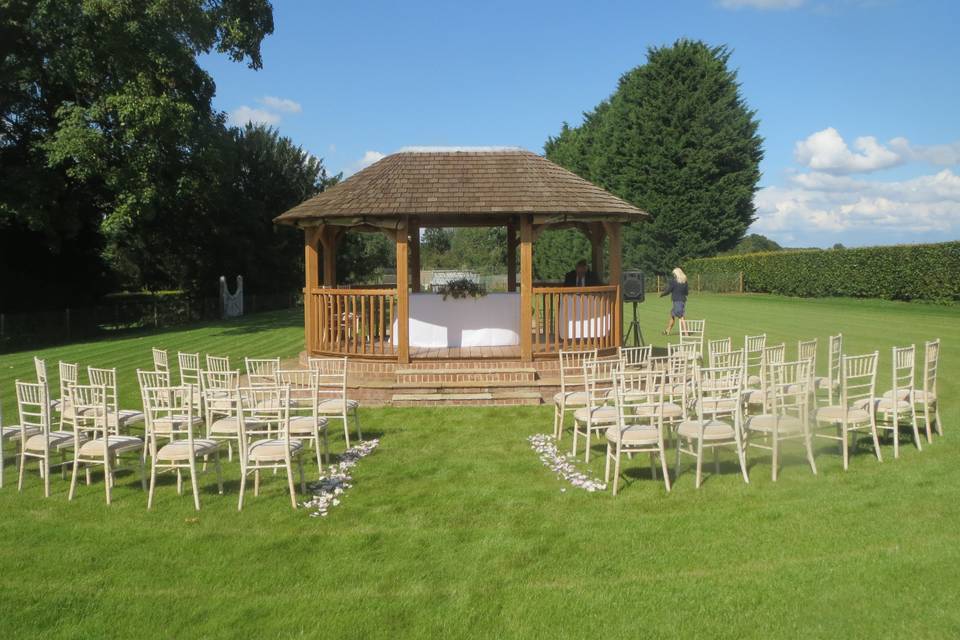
[392,293,521,348]
[559,294,612,339]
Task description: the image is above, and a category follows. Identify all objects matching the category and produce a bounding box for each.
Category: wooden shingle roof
[274,149,648,226]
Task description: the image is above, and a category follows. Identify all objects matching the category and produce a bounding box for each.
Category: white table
[393,293,520,348]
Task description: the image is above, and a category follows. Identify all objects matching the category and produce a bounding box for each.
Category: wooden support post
[520,215,533,362]
[506,219,517,292]
[396,218,410,364]
[606,222,623,346]
[304,227,321,353]
[409,220,421,293]
[589,222,605,279]
[320,226,337,287]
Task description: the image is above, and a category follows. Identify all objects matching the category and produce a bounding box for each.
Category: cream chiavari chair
[815,333,843,406]
[237,385,305,510]
[863,346,921,457]
[708,338,732,367]
[57,361,80,429]
[2,389,39,489]
[552,349,597,439]
[618,345,652,371]
[668,341,699,364]
[745,360,817,481]
[87,366,145,432]
[307,357,362,447]
[277,369,330,473]
[152,348,169,374]
[679,318,706,358]
[205,354,231,373]
[647,354,690,435]
[16,380,82,497]
[137,369,197,459]
[571,356,621,462]
[177,352,201,387]
[67,383,145,504]
[675,365,749,488]
[245,357,281,387]
[744,334,767,387]
[814,352,881,470]
[144,385,222,511]
[744,343,786,413]
[201,370,243,460]
[605,368,671,495]
[911,339,942,442]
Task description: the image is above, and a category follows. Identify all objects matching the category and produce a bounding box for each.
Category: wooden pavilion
[274,148,649,371]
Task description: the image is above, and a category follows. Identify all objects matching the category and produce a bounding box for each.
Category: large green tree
[545,40,763,274]
[0,0,274,309]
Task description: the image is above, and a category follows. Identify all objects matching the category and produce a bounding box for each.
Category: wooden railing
[531,285,620,354]
[307,288,398,357]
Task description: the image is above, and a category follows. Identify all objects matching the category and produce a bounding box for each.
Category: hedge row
[685,242,960,302]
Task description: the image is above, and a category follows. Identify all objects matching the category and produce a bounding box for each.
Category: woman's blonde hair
[672,267,687,284]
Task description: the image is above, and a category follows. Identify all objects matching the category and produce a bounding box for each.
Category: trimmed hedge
[685,242,960,302]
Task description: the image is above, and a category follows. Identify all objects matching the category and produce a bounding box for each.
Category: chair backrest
[307,356,347,400]
[763,343,786,367]
[558,349,597,392]
[205,355,231,373]
[238,385,292,453]
[245,357,281,387]
[142,385,198,457]
[58,361,79,404]
[680,319,706,346]
[922,339,940,398]
[647,354,689,414]
[67,383,112,448]
[583,356,620,409]
[828,333,843,387]
[137,369,171,391]
[712,348,745,372]
[87,366,120,415]
[200,370,240,418]
[744,334,766,377]
[708,338,732,366]
[152,348,169,373]
[797,338,817,367]
[34,357,48,385]
[15,380,52,440]
[178,352,201,386]
[841,352,879,409]
[613,368,664,435]
[891,345,916,400]
[618,345,652,370]
[767,360,811,421]
[201,369,239,393]
[694,365,744,422]
[276,369,319,415]
[668,341,699,361]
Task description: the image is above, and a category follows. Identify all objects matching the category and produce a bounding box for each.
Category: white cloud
[344,150,386,175]
[889,137,960,166]
[227,106,280,127]
[259,96,302,113]
[753,169,960,237]
[794,127,902,174]
[329,144,337,154]
[718,0,804,9]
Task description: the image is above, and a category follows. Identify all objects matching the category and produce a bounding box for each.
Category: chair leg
[659,445,672,492]
[612,444,622,497]
[771,435,779,482]
[604,443,612,485]
[43,453,50,498]
[215,450,223,495]
[584,423,592,463]
[935,402,942,437]
[342,413,351,448]
[69,459,80,501]
[104,459,112,506]
[286,458,298,509]
[736,437,750,484]
[923,404,933,443]
[869,417,883,463]
[695,439,704,489]
[553,404,561,439]
[910,404,922,451]
[254,468,260,497]
[674,438,682,481]
[571,421,580,458]
[892,411,900,459]
[147,460,157,510]
[17,450,27,492]
[842,424,849,471]
[237,465,246,511]
[176,468,183,496]
[804,429,818,475]
[189,459,201,511]
[314,435,323,478]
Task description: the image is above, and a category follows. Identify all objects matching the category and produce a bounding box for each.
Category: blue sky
[201,0,960,248]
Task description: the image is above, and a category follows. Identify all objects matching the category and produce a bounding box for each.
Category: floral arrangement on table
[438,278,487,301]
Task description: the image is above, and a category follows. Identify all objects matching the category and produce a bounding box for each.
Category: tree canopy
[545,39,763,275]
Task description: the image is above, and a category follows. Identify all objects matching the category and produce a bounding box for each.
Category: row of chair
[552,332,943,494]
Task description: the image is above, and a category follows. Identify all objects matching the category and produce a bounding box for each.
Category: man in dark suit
[564,259,599,287]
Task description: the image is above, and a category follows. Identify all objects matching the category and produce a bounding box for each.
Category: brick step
[391,390,542,407]
[395,367,537,384]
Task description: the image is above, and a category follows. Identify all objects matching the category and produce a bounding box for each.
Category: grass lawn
[1,294,958,639]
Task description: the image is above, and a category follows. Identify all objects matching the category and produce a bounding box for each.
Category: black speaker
[622,271,645,302]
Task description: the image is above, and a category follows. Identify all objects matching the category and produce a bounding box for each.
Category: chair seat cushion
[247,439,303,461]
[573,406,618,425]
[1,426,40,441]
[151,416,203,434]
[659,402,684,418]
[743,389,766,405]
[289,415,328,434]
[79,435,143,456]
[884,389,936,404]
[606,424,659,445]
[815,405,870,423]
[208,416,263,435]
[703,397,741,414]
[747,374,762,387]
[677,419,736,441]
[855,397,913,413]
[814,376,834,390]
[316,398,359,414]
[746,414,805,434]
[553,391,588,407]
[24,430,80,452]
[156,438,220,461]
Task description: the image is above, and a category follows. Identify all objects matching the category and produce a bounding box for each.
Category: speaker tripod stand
[623,300,645,346]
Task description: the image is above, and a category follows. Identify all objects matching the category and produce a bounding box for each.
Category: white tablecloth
[559,294,612,339]
[392,293,520,348]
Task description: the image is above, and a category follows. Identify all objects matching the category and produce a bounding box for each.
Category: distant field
[1,294,958,638]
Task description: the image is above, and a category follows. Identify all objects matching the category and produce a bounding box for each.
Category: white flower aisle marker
[303,438,380,517]
[528,434,606,493]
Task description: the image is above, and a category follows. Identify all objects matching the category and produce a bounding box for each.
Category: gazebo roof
[274,148,648,227]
